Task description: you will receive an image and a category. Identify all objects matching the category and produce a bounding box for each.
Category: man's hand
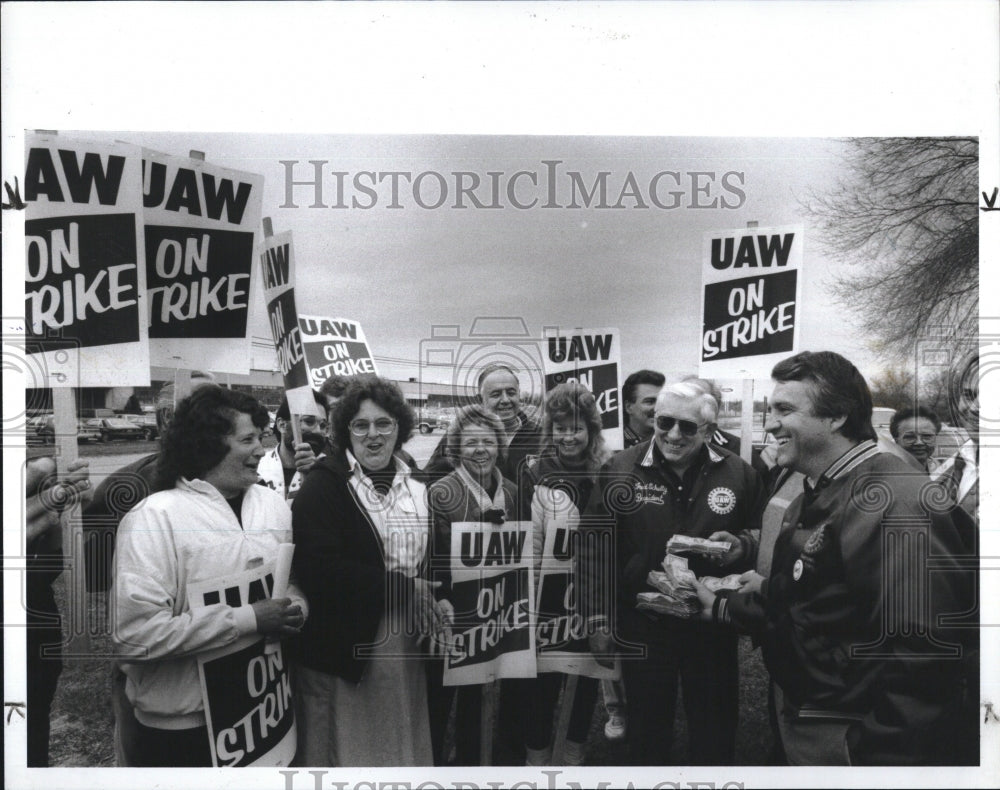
[589,629,615,669]
[708,530,744,567]
[691,578,717,622]
[252,597,305,636]
[738,570,764,595]
[292,443,318,473]
[26,458,92,544]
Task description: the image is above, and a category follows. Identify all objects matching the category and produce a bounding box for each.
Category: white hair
[656,382,719,423]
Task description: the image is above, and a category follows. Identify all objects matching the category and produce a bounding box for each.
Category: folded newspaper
[665,534,732,557]
[698,574,743,592]
[636,591,700,618]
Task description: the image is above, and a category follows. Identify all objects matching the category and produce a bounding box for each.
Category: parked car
[32,414,101,444]
[123,412,159,440]
[89,417,146,443]
[415,408,439,434]
[78,408,116,419]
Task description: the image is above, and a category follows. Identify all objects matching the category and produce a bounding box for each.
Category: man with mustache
[256,390,328,500]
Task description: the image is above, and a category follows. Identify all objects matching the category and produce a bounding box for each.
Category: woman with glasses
[514,382,610,766]
[290,375,445,766]
[424,404,519,765]
[889,405,942,473]
[111,386,307,766]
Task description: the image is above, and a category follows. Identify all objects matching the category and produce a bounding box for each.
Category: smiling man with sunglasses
[581,381,766,765]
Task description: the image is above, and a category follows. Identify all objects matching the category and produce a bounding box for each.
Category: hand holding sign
[252,597,304,637]
[292,442,319,473]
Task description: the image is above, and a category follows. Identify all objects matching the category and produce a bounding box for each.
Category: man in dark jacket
[696,351,973,765]
[582,381,766,765]
[423,364,543,483]
[621,369,665,449]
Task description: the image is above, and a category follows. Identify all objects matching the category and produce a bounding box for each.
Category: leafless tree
[806,138,978,362]
[869,367,915,411]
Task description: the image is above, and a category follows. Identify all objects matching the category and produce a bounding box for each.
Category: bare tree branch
[803,138,978,361]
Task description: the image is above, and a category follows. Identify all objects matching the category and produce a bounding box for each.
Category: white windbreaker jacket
[112,478,307,729]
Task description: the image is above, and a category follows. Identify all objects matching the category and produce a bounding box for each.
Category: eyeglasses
[299,416,328,431]
[655,415,705,437]
[349,418,397,437]
[899,432,936,444]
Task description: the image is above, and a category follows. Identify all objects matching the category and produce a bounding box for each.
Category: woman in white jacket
[112,386,307,766]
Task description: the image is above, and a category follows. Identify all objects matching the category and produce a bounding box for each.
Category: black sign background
[201,639,294,767]
[145,225,254,338]
[545,362,620,430]
[702,269,797,361]
[25,213,139,347]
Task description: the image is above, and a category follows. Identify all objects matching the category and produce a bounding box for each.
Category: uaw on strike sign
[535,511,618,679]
[257,231,323,418]
[24,134,150,387]
[700,225,803,379]
[298,314,379,388]
[189,562,296,767]
[542,327,623,452]
[443,522,536,686]
[143,149,263,374]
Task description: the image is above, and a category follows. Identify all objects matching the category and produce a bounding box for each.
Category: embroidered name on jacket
[634,482,668,505]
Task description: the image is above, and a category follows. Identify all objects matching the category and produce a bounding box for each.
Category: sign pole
[551,673,578,764]
[740,377,754,465]
[479,681,495,766]
[53,387,89,654]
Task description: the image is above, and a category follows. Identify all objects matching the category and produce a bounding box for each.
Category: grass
[44,576,773,767]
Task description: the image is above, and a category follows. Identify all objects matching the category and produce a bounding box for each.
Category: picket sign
[261,217,302,448]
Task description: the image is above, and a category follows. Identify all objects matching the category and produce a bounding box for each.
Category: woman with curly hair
[517,382,609,765]
[291,375,446,766]
[111,385,307,766]
[424,403,520,765]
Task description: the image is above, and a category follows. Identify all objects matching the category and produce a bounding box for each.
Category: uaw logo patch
[707,487,737,515]
[793,524,829,582]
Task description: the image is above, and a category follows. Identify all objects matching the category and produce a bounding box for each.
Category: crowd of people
[24,349,981,768]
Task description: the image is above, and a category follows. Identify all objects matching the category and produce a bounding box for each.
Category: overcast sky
[80,131,874,393]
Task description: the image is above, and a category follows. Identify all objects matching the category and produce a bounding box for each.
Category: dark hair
[770,351,876,442]
[622,369,665,405]
[443,404,508,469]
[274,389,326,440]
[543,382,608,468]
[889,405,942,438]
[331,375,414,455]
[319,375,353,402]
[155,385,269,491]
[477,364,519,392]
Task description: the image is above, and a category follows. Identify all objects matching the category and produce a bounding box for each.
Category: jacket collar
[808,439,880,491]
[639,439,723,468]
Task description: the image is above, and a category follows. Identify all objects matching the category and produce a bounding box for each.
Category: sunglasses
[655,415,705,437]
